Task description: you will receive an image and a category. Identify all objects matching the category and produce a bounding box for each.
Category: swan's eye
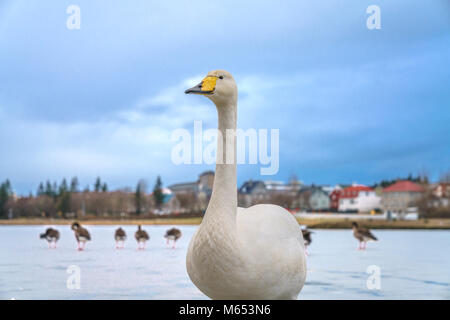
[218,75,224,79]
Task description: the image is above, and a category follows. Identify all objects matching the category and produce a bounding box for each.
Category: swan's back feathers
[237,204,302,242]
[235,204,306,299]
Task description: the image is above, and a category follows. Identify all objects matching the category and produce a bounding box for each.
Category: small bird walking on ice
[71,222,91,251]
[114,227,127,249]
[301,227,314,256]
[135,225,149,250]
[40,228,60,249]
[352,222,377,250]
[164,228,182,249]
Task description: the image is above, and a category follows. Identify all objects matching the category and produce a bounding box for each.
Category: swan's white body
[185,70,306,300]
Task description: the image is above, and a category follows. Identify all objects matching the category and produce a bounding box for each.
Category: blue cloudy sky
[1,0,449,194]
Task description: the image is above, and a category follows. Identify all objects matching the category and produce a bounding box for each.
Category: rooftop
[383,180,425,193]
[340,185,374,198]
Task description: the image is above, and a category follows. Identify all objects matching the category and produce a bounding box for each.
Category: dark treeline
[0,176,186,219]
[371,174,426,189]
[0,180,13,218]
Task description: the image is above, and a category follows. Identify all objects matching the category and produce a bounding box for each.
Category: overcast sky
[1,0,449,195]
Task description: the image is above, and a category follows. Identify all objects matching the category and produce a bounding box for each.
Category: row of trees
[36,176,108,198]
[1,176,168,219]
[134,176,164,215]
[0,180,13,218]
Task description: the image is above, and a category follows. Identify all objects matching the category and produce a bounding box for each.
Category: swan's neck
[203,99,237,227]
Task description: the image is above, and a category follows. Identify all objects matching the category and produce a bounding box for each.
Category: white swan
[185,70,306,300]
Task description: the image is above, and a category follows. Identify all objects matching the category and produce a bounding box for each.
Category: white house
[339,185,381,213]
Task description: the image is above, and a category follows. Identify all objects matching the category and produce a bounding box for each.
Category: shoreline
[1,217,449,229]
[0,217,203,226]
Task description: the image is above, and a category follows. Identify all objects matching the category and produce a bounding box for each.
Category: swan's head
[185,70,237,105]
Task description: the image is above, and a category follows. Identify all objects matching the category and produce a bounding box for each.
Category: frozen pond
[0,225,449,299]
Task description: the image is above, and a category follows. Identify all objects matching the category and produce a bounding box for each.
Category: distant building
[296,186,330,211]
[320,184,342,195]
[381,180,425,215]
[154,188,181,215]
[238,180,300,208]
[432,183,450,207]
[168,171,214,197]
[329,189,342,211]
[168,181,197,194]
[198,171,215,191]
[289,178,302,192]
[320,185,344,211]
[168,171,214,213]
[339,185,381,213]
[239,180,267,207]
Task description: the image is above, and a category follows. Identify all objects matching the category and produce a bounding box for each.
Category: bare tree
[439,170,450,183]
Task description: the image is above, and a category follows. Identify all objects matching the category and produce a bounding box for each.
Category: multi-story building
[168,171,214,212]
[169,171,214,196]
[381,180,424,214]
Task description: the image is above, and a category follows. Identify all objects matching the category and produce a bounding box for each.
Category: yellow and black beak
[185,76,217,95]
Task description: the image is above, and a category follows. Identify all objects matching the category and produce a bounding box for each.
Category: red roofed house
[329,189,342,211]
[381,180,425,215]
[339,184,381,213]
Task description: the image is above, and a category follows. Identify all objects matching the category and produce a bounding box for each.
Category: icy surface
[0,226,449,299]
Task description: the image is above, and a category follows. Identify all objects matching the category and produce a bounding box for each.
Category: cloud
[0,75,229,192]
[0,1,449,193]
